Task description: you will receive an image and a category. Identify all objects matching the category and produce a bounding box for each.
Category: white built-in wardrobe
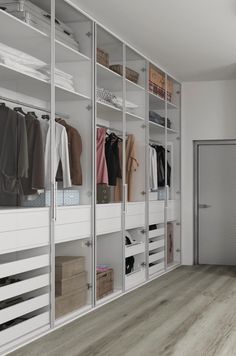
[0,0,181,353]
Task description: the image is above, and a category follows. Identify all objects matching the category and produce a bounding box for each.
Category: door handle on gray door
[199,204,212,209]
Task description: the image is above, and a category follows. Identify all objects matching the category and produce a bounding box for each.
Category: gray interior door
[198,143,236,265]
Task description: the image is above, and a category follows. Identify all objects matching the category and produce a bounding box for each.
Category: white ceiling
[72,0,236,82]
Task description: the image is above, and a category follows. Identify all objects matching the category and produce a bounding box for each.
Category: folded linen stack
[0,42,75,91]
[39,65,75,92]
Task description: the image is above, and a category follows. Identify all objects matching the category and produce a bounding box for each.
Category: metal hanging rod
[149,139,164,145]
[0,95,70,119]
[97,123,127,137]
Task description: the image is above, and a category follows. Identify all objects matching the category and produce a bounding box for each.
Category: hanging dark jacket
[21,113,45,196]
[0,105,28,194]
[56,118,83,185]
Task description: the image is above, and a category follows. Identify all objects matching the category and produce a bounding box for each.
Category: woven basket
[109,64,139,84]
[97,48,109,67]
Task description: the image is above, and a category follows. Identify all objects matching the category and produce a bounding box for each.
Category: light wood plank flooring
[9,265,236,356]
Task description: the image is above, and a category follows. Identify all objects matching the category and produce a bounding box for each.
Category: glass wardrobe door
[54,1,94,322]
[166,76,181,269]
[95,25,123,304]
[0,0,52,350]
[124,46,147,291]
[148,63,166,278]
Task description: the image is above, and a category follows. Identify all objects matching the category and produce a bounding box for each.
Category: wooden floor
[9,265,236,356]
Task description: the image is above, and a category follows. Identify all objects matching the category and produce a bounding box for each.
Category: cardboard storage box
[55,288,87,318]
[55,271,87,296]
[55,256,85,280]
[149,65,165,88]
[97,47,109,67]
[96,269,114,300]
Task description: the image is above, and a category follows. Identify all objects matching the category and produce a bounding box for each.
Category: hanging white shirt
[149,146,158,191]
[44,121,72,189]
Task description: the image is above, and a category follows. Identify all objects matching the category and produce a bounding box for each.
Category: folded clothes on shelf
[0,41,45,69]
[0,57,48,81]
[96,87,138,111]
[0,42,76,91]
[96,264,111,273]
[149,110,171,128]
[0,0,80,51]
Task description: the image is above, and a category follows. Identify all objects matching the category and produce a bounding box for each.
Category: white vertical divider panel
[50,0,56,328]
[145,59,150,280]
[122,43,126,292]
[164,73,168,270]
[92,20,97,308]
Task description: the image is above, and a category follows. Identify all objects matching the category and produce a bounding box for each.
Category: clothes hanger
[14,107,26,116]
[42,114,50,120]
[27,111,38,118]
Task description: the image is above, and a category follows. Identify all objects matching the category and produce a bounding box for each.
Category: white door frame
[193,140,236,265]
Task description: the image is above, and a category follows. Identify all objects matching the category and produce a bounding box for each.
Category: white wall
[182,80,236,265]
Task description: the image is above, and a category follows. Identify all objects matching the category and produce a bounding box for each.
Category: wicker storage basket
[55,256,85,280]
[96,268,114,300]
[167,79,173,102]
[109,64,139,84]
[55,288,87,318]
[55,271,87,296]
[149,81,165,99]
[97,48,109,67]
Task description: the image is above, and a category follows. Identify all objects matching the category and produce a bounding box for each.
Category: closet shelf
[96,290,122,306]
[0,10,91,64]
[167,101,179,110]
[167,261,181,271]
[97,101,123,122]
[126,78,145,92]
[0,63,91,102]
[149,91,165,110]
[149,121,179,134]
[126,112,145,121]
[55,40,91,63]
[97,63,123,92]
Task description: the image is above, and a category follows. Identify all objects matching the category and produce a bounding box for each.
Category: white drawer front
[149,228,165,239]
[55,221,91,243]
[149,251,165,264]
[0,274,50,301]
[97,204,121,219]
[0,227,50,255]
[0,312,49,347]
[0,209,49,232]
[126,202,145,216]
[97,217,121,235]
[56,206,91,225]
[97,204,121,234]
[125,214,145,229]
[167,200,178,221]
[125,269,146,290]
[0,294,49,324]
[149,239,165,251]
[125,243,145,258]
[0,254,50,279]
[149,262,165,276]
[149,201,164,225]
[149,201,165,213]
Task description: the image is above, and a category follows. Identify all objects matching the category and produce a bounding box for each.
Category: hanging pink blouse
[97,128,108,184]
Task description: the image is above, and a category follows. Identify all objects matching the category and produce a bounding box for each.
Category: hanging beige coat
[126,134,139,202]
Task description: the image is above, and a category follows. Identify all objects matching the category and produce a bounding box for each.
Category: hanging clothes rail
[97,123,127,137]
[149,139,164,146]
[0,95,70,119]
